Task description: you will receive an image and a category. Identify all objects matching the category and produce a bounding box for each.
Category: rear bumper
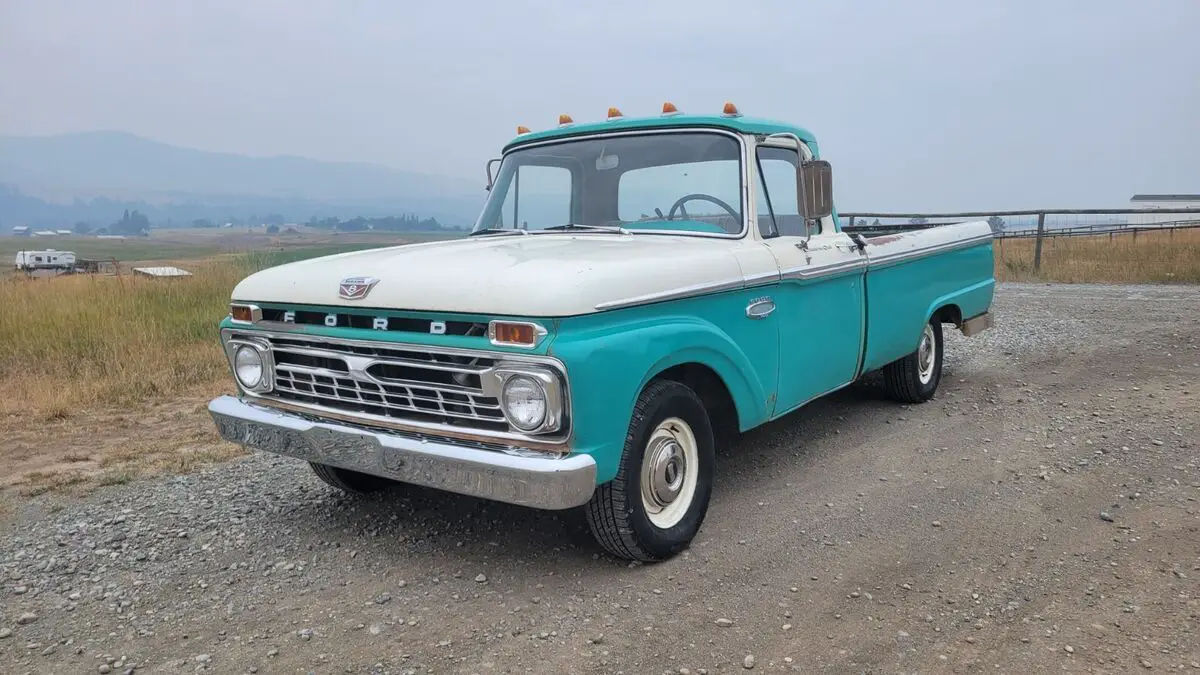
[208,395,597,510]
[960,311,994,337]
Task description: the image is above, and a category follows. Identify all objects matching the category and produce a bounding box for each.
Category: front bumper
[208,395,597,510]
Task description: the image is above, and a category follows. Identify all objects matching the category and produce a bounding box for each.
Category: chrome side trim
[209,396,596,510]
[591,230,989,312]
[594,277,746,311]
[867,233,994,266]
[780,258,867,282]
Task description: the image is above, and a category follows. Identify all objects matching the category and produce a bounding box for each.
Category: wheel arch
[647,361,740,444]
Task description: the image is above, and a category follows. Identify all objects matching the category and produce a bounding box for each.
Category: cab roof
[503,113,820,155]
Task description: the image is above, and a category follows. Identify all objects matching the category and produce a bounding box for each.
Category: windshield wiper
[540,223,631,234]
[468,228,529,237]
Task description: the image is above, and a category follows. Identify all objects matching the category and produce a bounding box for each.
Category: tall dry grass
[994,228,1200,283]
[0,255,262,417]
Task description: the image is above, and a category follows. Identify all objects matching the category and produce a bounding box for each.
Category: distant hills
[0,131,484,229]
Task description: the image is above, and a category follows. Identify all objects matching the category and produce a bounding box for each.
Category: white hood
[232,234,745,317]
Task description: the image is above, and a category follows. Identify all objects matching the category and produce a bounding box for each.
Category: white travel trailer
[13,249,77,272]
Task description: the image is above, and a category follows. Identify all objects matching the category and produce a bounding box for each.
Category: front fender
[552,303,775,484]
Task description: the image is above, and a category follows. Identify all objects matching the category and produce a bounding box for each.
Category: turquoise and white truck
[209,103,995,562]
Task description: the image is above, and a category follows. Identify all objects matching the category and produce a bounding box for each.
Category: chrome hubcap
[917,324,936,384]
[640,417,700,529]
[645,438,687,507]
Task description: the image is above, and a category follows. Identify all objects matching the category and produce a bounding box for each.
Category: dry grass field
[993,227,1200,283]
[1,228,1196,496]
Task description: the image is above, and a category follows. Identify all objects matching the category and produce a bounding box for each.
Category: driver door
[755,143,867,416]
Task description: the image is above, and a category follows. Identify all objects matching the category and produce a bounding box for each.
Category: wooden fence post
[1033,212,1046,272]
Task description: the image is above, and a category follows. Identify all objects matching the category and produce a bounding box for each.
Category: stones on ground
[475,573,487,583]
[743,654,756,669]
[13,585,28,595]
[0,627,11,639]
[932,521,942,528]
[194,654,212,664]
[1064,645,1075,654]
[374,592,392,604]
[98,665,112,674]
[1099,512,1115,523]
[297,628,313,641]
[714,618,733,627]
[16,612,38,625]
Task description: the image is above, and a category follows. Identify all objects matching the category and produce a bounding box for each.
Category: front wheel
[585,380,716,562]
[881,319,943,403]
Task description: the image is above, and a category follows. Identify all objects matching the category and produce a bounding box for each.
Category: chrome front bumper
[208,395,597,510]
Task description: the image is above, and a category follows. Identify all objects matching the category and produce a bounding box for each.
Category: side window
[496,165,572,230]
[756,147,821,238]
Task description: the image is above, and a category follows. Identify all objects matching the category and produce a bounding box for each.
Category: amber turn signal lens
[230,304,256,322]
[662,101,679,115]
[489,321,540,347]
[558,114,574,126]
[516,125,531,134]
[722,101,740,116]
[607,107,623,119]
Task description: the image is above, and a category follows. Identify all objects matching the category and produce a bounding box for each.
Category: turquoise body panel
[770,271,866,415]
[549,288,779,483]
[860,241,996,372]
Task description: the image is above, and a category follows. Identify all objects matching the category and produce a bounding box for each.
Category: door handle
[746,298,776,320]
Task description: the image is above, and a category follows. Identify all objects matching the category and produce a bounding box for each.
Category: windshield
[474,131,744,236]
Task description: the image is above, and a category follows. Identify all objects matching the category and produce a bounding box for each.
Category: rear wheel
[309,462,396,494]
[585,380,716,562]
[881,319,943,403]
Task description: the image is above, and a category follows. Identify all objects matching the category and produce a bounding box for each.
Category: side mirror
[485,158,502,191]
[798,160,833,220]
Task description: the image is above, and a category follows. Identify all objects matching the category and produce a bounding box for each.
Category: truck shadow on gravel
[269,378,932,565]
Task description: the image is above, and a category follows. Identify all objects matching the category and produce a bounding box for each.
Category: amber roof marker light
[722,101,742,117]
[516,125,531,135]
[606,107,624,121]
[558,114,574,127]
[661,101,680,116]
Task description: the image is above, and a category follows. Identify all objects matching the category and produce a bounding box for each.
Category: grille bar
[261,336,508,431]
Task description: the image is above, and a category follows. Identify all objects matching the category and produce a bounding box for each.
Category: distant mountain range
[0,131,484,229]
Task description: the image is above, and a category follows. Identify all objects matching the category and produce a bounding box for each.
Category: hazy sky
[2,0,1198,210]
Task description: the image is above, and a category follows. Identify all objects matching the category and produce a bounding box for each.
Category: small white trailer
[13,249,77,272]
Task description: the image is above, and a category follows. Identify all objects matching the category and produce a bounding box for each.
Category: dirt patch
[0,391,243,497]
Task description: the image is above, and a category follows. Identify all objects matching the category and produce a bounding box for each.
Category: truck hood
[232,234,746,317]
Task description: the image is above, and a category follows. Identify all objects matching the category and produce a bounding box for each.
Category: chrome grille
[260,335,509,431]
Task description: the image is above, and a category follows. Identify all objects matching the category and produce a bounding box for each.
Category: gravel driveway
[2,282,1198,674]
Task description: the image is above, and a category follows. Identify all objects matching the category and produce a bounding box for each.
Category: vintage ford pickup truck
[209,103,994,562]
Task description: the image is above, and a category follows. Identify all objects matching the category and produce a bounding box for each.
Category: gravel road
[2,282,1198,674]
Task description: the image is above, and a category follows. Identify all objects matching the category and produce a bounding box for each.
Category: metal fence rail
[840,208,1200,271]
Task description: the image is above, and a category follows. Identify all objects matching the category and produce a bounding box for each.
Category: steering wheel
[666,193,740,224]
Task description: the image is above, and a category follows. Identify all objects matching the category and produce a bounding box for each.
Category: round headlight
[233,345,264,389]
[502,375,547,431]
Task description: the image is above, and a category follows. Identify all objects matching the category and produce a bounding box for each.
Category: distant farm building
[1129,194,1200,226]
[32,230,58,237]
[56,229,73,236]
[11,225,29,236]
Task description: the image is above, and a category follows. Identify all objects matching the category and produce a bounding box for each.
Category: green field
[1,230,460,266]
